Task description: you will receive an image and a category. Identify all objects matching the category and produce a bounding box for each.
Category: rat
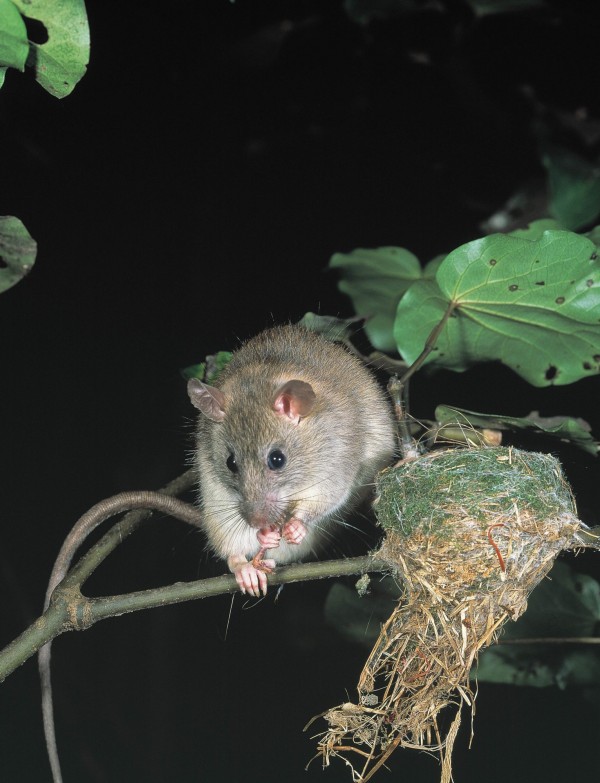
[187,323,397,597]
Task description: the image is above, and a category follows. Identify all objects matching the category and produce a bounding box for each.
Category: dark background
[1,1,599,781]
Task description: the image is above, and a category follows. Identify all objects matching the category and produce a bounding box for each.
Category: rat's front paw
[257,525,282,549]
[227,555,276,597]
[282,517,307,545]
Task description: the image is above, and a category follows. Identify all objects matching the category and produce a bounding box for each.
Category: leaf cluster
[332,221,600,388]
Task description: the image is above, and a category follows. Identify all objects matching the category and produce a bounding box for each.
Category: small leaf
[330,246,422,352]
[435,405,599,456]
[0,0,28,72]
[585,224,600,247]
[0,216,36,294]
[181,363,206,382]
[181,351,233,383]
[544,146,600,231]
[11,0,90,98]
[395,230,600,386]
[298,312,362,343]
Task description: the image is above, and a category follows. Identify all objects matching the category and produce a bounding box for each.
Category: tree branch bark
[0,553,388,682]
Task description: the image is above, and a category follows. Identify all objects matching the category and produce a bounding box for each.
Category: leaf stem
[400,300,458,384]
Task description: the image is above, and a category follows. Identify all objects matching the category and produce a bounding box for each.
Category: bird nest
[313,446,593,782]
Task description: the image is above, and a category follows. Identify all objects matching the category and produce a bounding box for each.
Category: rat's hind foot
[228,553,276,597]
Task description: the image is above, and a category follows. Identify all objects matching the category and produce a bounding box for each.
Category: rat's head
[188,376,339,528]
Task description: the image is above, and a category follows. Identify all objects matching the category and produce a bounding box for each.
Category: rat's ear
[273,380,316,425]
[187,379,226,422]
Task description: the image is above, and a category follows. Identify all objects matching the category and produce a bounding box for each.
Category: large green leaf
[395,230,600,386]
[0,0,28,74]
[11,0,89,98]
[330,246,422,352]
[0,216,36,293]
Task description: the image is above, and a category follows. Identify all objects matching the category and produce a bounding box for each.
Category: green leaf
[586,225,600,247]
[181,351,233,383]
[544,146,600,231]
[298,312,361,343]
[422,253,446,278]
[0,0,28,72]
[476,562,600,688]
[11,0,90,98]
[330,246,422,352]
[395,230,600,386]
[435,405,599,456]
[0,216,36,293]
[181,363,205,382]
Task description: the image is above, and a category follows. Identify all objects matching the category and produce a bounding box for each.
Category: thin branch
[59,469,197,593]
[499,636,600,645]
[0,555,388,682]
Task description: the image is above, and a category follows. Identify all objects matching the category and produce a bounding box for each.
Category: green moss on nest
[376,446,575,538]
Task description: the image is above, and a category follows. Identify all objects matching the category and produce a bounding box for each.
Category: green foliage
[331,225,600,388]
[181,351,233,383]
[0,216,36,293]
[544,146,600,232]
[396,230,600,386]
[477,562,600,688]
[435,405,599,456]
[329,247,422,352]
[325,562,600,690]
[324,557,600,685]
[509,218,563,238]
[0,0,28,87]
[0,0,89,98]
[298,312,362,343]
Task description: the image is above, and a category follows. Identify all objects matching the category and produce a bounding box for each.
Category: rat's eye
[267,449,286,470]
[226,453,238,473]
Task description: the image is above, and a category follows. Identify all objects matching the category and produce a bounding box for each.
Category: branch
[0,554,388,681]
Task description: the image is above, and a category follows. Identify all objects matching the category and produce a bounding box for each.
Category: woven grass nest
[314,445,595,783]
